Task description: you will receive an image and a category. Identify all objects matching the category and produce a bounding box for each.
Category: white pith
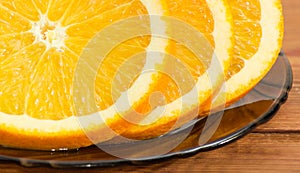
[29,14,67,52]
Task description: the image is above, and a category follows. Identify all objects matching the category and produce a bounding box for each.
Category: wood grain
[0,0,299,172]
[282,0,300,56]
[1,133,300,173]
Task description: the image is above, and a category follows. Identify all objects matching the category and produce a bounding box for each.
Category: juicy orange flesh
[32,0,50,14]
[133,0,215,114]
[0,6,32,35]
[95,37,150,110]
[0,0,150,120]
[0,0,40,21]
[0,43,46,115]
[166,0,215,79]
[226,0,262,79]
[26,48,78,119]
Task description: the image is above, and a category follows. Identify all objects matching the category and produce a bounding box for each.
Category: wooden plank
[255,57,300,132]
[282,0,300,56]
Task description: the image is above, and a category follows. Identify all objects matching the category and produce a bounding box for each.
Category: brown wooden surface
[0,0,299,172]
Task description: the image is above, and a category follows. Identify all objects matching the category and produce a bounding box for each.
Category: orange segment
[65,1,147,38]
[223,0,283,106]
[151,0,216,112]
[166,0,215,44]
[61,0,140,26]
[226,0,262,78]
[0,6,32,35]
[32,0,50,14]
[47,0,75,22]
[26,48,77,120]
[0,43,46,115]
[0,33,35,58]
[63,37,89,55]
[0,0,40,21]
[165,0,215,92]
[94,37,150,110]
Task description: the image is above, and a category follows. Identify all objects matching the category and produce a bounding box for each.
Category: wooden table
[0,0,299,172]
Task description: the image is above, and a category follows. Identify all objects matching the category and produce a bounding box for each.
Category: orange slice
[120,0,283,140]
[120,0,234,139]
[0,0,170,150]
[223,0,284,106]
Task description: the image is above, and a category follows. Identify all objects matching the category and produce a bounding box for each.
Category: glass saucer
[0,52,293,168]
